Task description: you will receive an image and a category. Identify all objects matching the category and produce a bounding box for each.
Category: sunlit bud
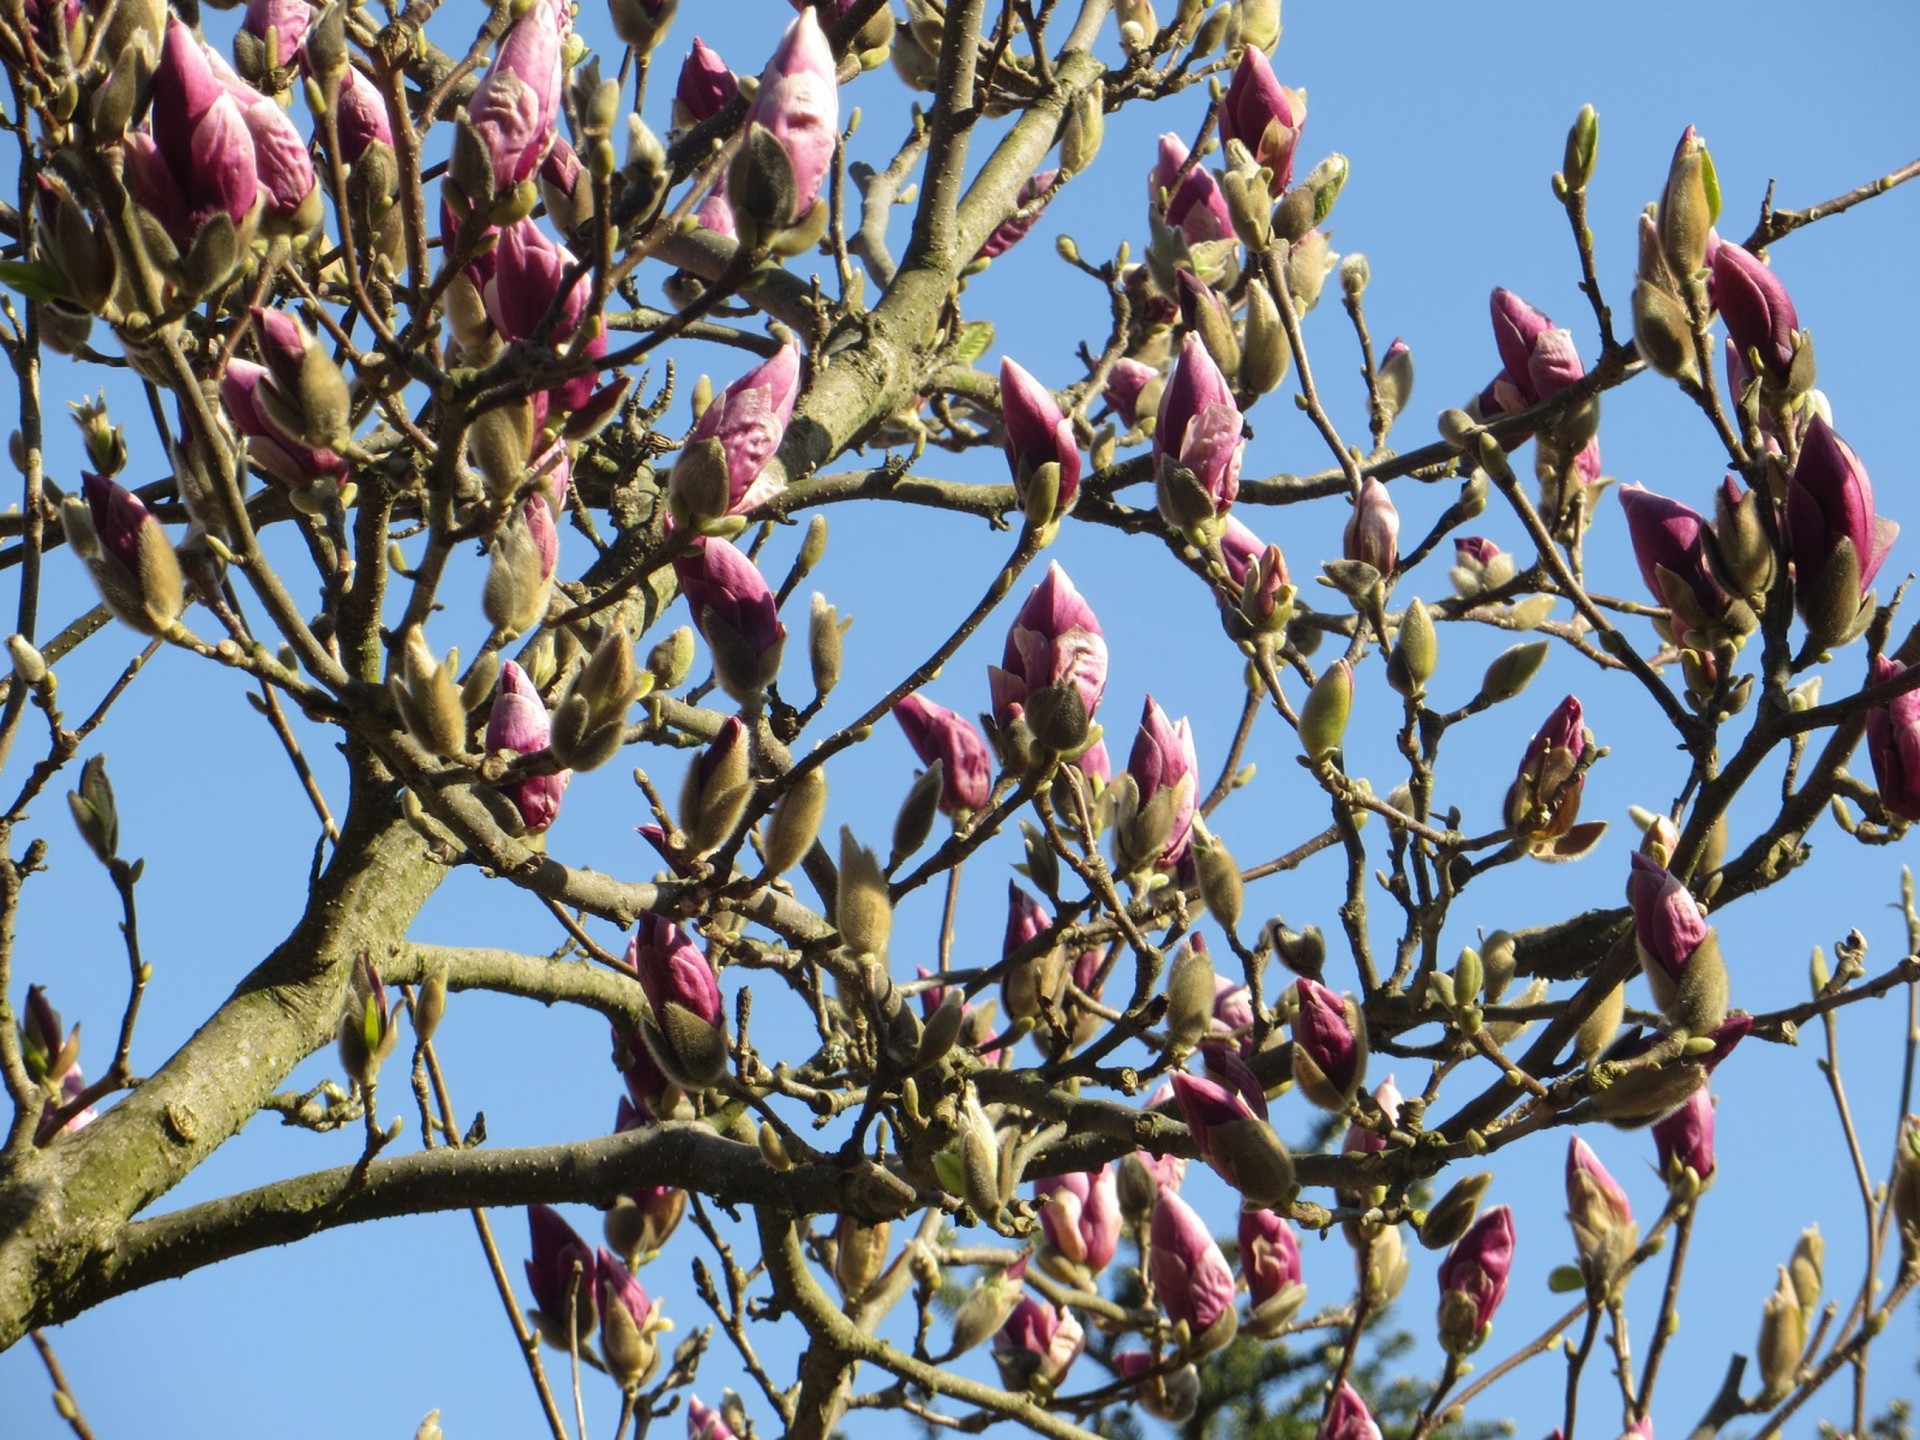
[1150,1189,1238,1355]
[676,344,802,523]
[130,21,260,274]
[807,593,849,701]
[988,562,1109,738]
[674,39,739,132]
[831,1215,892,1302]
[1658,126,1719,279]
[836,828,893,958]
[1435,1205,1514,1356]
[1566,1137,1637,1289]
[1633,270,1696,381]
[69,473,185,637]
[1272,153,1346,244]
[760,762,827,878]
[1035,1166,1121,1288]
[677,716,751,860]
[1290,978,1365,1110]
[999,881,1066,1023]
[524,1206,598,1350]
[999,356,1081,528]
[627,913,727,1088]
[1061,82,1105,173]
[1193,828,1244,932]
[1162,938,1218,1058]
[1628,852,1728,1033]
[391,628,470,759]
[1651,1086,1717,1195]
[1478,640,1549,705]
[1358,1221,1411,1307]
[891,761,944,870]
[1284,227,1337,314]
[1420,1171,1493,1251]
[1155,332,1244,543]
[249,306,351,451]
[1785,417,1898,655]
[20,984,78,1090]
[1299,659,1353,763]
[1617,484,1739,648]
[336,953,400,1088]
[895,695,993,817]
[335,67,394,167]
[1240,1208,1306,1337]
[1447,535,1512,598]
[1104,358,1164,432]
[598,1250,670,1389]
[1171,1070,1294,1207]
[1318,1382,1383,1440]
[1117,696,1198,872]
[673,538,787,703]
[1574,980,1625,1065]
[457,0,565,202]
[947,1255,1028,1357]
[731,9,838,242]
[481,662,568,832]
[1386,599,1437,699]
[954,1085,1012,1220]
[1755,1266,1804,1405]
[482,496,559,638]
[647,627,697,690]
[1148,132,1233,244]
[1704,477,1775,603]
[1710,242,1805,396]
[992,1296,1085,1396]
[1503,694,1606,861]
[1864,656,1920,822]
[1341,478,1399,576]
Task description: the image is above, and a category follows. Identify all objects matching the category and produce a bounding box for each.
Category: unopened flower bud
[836,828,893,957]
[762,765,827,877]
[1299,658,1352,762]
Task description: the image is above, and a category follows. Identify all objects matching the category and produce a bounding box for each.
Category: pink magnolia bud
[1238,1206,1303,1308]
[999,356,1081,523]
[894,694,993,815]
[1170,1068,1293,1206]
[1487,288,1584,410]
[1149,133,1233,244]
[1149,1190,1238,1353]
[1566,1136,1636,1278]
[1865,656,1920,822]
[485,661,568,831]
[1785,417,1898,634]
[465,0,565,188]
[1103,358,1163,430]
[617,1024,677,1119]
[74,472,185,636]
[1035,1166,1121,1278]
[684,343,803,516]
[20,984,76,1088]
[1292,978,1365,1109]
[978,171,1058,260]
[1652,1086,1716,1189]
[220,360,351,489]
[687,1397,736,1440]
[134,21,260,246]
[627,912,728,1088]
[1154,333,1244,536]
[524,1205,597,1345]
[1710,243,1799,385]
[204,42,317,228]
[335,66,394,166]
[485,218,587,342]
[992,1296,1085,1395]
[1212,976,1254,1048]
[1126,696,1198,868]
[694,189,737,239]
[1218,47,1305,189]
[597,1248,667,1387]
[1319,1382,1384,1440]
[1219,514,1266,589]
[1342,477,1399,575]
[1113,1350,1201,1424]
[675,39,739,129]
[740,8,839,229]
[1626,852,1708,986]
[1435,1204,1514,1355]
[987,562,1109,733]
[673,537,787,697]
[1616,484,1731,637]
[1503,695,1600,858]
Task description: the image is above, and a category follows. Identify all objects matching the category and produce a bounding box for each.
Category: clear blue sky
[3,2,1918,1436]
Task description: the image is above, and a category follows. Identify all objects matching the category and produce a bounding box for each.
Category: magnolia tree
[0,1,1917,1438]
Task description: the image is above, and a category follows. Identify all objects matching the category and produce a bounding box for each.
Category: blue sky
[3,1,1918,1436]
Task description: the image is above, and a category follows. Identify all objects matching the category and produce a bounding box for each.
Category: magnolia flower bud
[337,953,400,1088]
[836,828,893,958]
[1658,126,1719,279]
[762,765,827,878]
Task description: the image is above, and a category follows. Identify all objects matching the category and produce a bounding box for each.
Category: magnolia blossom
[987,562,1109,734]
[1149,1190,1237,1352]
[1865,656,1920,822]
[1435,1204,1515,1355]
[464,0,566,189]
[1035,1166,1121,1281]
[682,344,803,516]
[1125,697,1198,868]
[524,1205,597,1346]
[1155,333,1244,534]
[1710,243,1800,385]
[1784,417,1898,639]
[738,8,838,229]
[894,694,993,815]
[1218,47,1305,186]
[999,356,1081,522]
[991,1296,1085,1395]
[485,661,568,831]
[1149,133,1233,243]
